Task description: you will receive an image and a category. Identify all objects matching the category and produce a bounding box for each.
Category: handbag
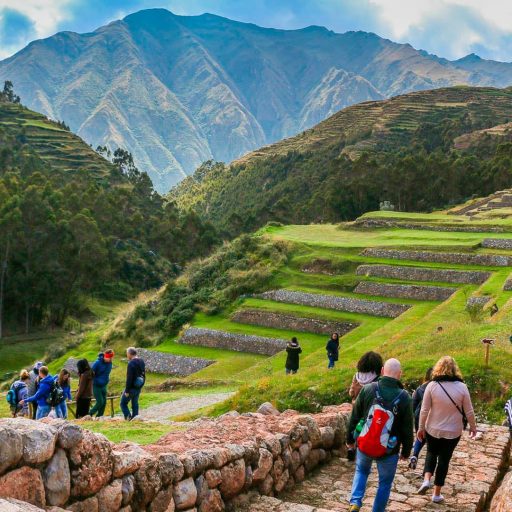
[437,382,468,429]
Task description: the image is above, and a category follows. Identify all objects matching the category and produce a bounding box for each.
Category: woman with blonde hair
[416,356,477,504]
[8,369,30,417]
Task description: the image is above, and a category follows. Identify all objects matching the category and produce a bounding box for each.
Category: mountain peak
[457,52,483,63]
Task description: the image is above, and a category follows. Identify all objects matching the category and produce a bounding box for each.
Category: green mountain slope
[3,9,512,191]
[171,86,512,234]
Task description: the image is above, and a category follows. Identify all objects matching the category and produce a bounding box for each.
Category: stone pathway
[244,425,510,511]
[140,392,235,421]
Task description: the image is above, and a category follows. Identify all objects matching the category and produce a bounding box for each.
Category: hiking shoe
[432,495,445,504]
[349,505,361,512]
[417,480,432,495]
[408,455,418,470]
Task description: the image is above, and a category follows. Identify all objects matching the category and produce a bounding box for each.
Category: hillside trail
[244,424,510,512]
[139,391,235,421]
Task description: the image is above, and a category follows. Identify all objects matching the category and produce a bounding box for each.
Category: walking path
[139,392,235,421]
[245,425,510,512]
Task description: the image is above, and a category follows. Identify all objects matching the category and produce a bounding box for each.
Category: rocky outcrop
[491,471,512,512]
[356,264,491,284]
[258,290,410,318]
[178,327,288,356]
[361,248,512,266]
[231,309,359,336]
[0,405,351,511]
[354,281,456,301]
[482,238,512,249]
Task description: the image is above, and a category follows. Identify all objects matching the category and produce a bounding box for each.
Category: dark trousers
[76,398,91,418]
[90,384,108,416]
[424,433,460,486]
[120,388,141,419]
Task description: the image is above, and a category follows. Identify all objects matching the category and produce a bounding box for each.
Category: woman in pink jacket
[416,356,477,504]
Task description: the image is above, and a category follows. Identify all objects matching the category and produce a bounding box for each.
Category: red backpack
[356,383,406,458]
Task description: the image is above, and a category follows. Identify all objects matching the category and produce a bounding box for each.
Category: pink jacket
[419,380,477,439]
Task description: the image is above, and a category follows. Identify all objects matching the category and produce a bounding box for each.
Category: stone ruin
[0,404,511,511]
[0,405,349,511]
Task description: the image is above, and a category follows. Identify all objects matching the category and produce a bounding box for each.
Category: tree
[1,81,20,104]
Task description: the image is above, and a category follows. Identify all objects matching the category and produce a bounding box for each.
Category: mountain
[0,97,217,335]
[171,86,512,234]
[2,9,512,191]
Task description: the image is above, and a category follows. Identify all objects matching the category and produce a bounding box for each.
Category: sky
[1,0,512,62]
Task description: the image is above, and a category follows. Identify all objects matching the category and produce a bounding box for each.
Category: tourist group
[6,347,146,421]
[286,337,478,510]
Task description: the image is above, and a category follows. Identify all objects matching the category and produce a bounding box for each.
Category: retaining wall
[258,290,410,318]
[353,218,507,233]
[466,296,492,308]
[354,281,456,301]
[361,248,512,267]
[133,349,214,377]
[504,275,512,291]
[356,264,491,284]
[0,405,351,512]
[178,327,288,356]
[482,239,512,250]
[231,309,359,336]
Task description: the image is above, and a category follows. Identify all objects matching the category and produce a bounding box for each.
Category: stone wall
[133,349,214,377]
[354,281,456,301]
[504,274,512,291]
[361,248,512,267]
[0,405,351,512]
[231,309,359,336]
[178,327,288,356]
[356,264,491,284]
[466,296,492,308]
[482,238,512,250]
[258,290,410,318]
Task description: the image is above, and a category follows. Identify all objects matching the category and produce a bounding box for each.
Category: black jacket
[126,358,146,390]
[347,376,414,458]
[412,382,429,430]
[326,338,339,360]
[285,343,302,371]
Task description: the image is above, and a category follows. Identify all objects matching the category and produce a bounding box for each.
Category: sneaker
[408,455,418,470]
[417,480,432,495]
[349,506,361,512]
[432,495,445,504]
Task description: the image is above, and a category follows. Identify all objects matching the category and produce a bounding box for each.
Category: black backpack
[46,380,64,407]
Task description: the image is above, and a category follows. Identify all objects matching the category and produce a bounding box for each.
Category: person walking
[21,366,54,420]
[326,332,340,369]
[120,347,146,420]
[27,361,44,419]
[346,358,414,512]
[75,359,93,418]
[89,349,114,417]
[285,337,302,375]
[7,369,30,417]
[408,366,433,470]
[417,356,477,504]
[349,351,383,402]
[54,369,72,419]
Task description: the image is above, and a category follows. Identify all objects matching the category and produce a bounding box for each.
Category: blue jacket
[54,376,72,401]
[25,375,54,407]
[92,353,112,387]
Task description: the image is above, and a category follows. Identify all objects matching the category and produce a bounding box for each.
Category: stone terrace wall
[178,327,288,356]
[482,239,512,250]
[356,264,491,284]
[504,274,512,291]
[134,349,214,377]
[258,290,410,318]
[231,309,359,336]
[362,248,512,267]
[354,281,456,301]
[0,405,351,512]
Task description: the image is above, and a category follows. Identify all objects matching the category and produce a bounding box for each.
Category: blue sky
[1,0,512,61]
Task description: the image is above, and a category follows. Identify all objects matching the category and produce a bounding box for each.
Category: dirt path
[140,392,235,421]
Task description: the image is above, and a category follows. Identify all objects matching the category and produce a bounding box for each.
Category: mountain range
[2,8,512,191]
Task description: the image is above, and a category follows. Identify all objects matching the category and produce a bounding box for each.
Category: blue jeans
[55,401,68,419]
[350,450,399,512]
[120,388,141,419]
[328,355,336,368]
[36,404,51,420]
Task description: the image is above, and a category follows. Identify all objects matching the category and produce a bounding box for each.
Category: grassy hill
[171,86,512,235]
[0,101,115,183]
[36,205,512,441]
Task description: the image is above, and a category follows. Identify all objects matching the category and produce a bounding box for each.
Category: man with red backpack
[346,358,414,512]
